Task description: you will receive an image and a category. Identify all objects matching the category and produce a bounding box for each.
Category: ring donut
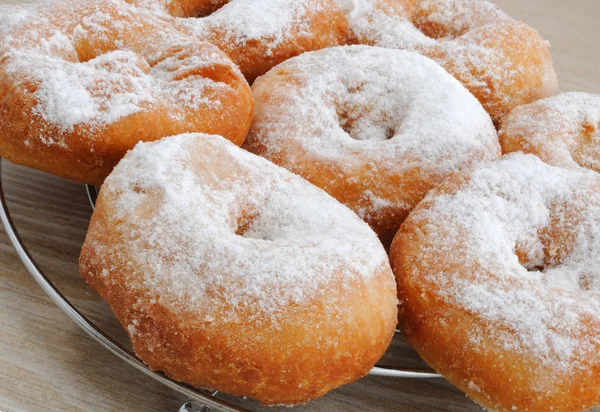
[336,0,558,122]
[390,153,600,411]
[243,45,500,245]
[134,0,349,82]
[500,92,600,173]
[0,0,253,185]
[79,133,398,405]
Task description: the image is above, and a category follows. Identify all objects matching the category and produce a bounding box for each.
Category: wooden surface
[1,1,599,411]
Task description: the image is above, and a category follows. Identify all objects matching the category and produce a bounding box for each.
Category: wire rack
[0,158,441,412]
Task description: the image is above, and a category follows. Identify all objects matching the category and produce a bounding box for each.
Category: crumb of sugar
[467,381,481,393]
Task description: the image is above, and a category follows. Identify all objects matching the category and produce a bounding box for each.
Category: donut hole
[516,238,600,294]
[516,202,600,293]
[162,0,229,18]
[336,105,397,141]
[410,8,465,40]
[186,2,227,18]
[234,210,274,241]
[235,210,258,236]
[411,18,457,40]
[408,1,503,41]
[516,229,572,275]
[334,83,407,142]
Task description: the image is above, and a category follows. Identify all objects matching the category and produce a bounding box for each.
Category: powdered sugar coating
[182,0,319,55]
[133,0,348,81]
[336,0,557,121]
[245,45,499,242]
[88,133,392,322]
[396,153,600,371]
[500,92,600,173]
[0,0,243,134]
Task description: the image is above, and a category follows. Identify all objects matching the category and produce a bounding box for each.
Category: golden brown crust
[81,246,396,404]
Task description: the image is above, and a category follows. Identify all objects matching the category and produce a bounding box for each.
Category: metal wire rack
[0,159,440,412]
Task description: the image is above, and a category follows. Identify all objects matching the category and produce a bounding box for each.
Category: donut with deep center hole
[132,0,349,82]
[0,0,253,185]
[500,92,600,173]
[390,153,600,412]
[335,0,558,123]
[243,45,501,246]
[79,133,398,405]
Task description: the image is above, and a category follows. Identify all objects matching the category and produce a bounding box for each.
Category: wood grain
[1,1,599,411]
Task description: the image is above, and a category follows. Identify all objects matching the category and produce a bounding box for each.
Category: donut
[243,45,500,246]
[134,0,349,82]
[0,0,253,185]
[336,0,558,122]
[79,133,398,405]
[390,153,600,412]
[500,92,600,173]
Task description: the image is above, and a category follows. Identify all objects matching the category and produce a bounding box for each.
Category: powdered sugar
[245,45,499,233]
[404,153,600,370]
[183,0,316,55]
[22,50,156,131]
[336,0,557,120]
[0,0,242,138]
[412,0,508,37]
[500,92,600,173]
[336,0,434,49]
[91,133,391,321]
[0,5,31,39]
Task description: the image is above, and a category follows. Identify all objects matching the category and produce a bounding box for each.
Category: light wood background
[1,1,599,411]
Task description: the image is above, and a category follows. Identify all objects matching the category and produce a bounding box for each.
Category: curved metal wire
[0,159,443,411]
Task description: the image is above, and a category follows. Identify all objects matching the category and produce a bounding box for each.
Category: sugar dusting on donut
[336,0,434,49]
[94,133,390,322]
[246,45,499,240]
[500,92,600,173]
[404,154,600,371]
[413,0,508,35]
[0,0,240,135]
[25,51,155,133]
[336,0,508,48]
[261,46,496,169]
[183,0,319,55]
[336,0,558,121]
[0,5,31,38]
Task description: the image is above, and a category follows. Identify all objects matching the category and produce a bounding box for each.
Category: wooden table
[1,1,599,411]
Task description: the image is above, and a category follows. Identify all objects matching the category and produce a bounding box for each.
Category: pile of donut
[1,0,599,410]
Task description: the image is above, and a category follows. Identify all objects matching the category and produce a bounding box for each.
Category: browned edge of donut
[389,172,600,412]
